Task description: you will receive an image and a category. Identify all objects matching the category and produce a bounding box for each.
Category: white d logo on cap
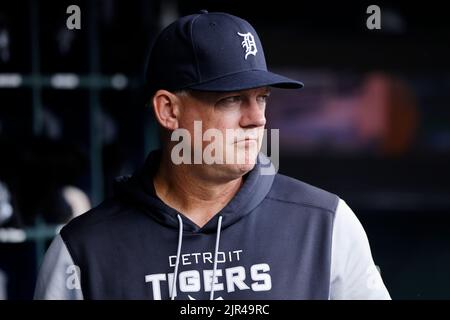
[237,32,258,59]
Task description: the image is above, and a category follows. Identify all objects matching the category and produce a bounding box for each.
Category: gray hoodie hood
[115,149,275,234]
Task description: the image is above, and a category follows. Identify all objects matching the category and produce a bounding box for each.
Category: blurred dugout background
[0,0,449,299]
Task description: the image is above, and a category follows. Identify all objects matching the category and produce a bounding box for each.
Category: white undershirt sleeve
[330,198,391,300]
[34,234,83,300]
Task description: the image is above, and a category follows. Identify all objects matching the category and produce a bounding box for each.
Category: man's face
[174,86,270,180]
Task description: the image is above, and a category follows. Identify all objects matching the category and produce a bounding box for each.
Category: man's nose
[239,100,266,128]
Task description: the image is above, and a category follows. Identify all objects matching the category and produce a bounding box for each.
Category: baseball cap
[144,10,303,97]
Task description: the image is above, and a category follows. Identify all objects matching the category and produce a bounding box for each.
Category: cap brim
[186,69,303,92]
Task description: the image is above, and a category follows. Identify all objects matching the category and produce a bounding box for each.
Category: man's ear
[152,90,182,130]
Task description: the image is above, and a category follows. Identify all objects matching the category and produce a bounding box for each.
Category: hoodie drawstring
[170,214,224,300]
[210,215,223,300]
[171,214,184,300]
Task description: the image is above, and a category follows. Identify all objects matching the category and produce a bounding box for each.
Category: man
[34,11,390,300]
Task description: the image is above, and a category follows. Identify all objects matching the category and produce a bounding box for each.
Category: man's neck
[153,151,243,228]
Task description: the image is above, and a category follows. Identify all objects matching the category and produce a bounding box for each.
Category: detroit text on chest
[144,249,272,299]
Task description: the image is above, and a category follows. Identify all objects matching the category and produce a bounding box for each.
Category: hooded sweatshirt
[34,150,390,300]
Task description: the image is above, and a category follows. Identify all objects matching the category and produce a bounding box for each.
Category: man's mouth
[234,137,258,144]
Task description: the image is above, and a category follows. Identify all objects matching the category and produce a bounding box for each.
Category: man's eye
[257,94,270,103]
[218,96,242,104]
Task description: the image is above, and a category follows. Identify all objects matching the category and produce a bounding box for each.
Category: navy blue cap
[145,11,303,96]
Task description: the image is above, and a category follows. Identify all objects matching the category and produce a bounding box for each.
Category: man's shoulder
[60,197,132,241]
[267,173,340,214]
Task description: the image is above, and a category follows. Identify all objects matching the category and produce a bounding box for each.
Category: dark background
[0,0,449,299]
